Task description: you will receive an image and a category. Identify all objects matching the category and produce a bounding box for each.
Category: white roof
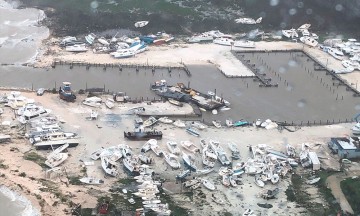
[308,152,320,164]
[338,140,357,150]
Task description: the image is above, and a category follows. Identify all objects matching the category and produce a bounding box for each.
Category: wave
[0,185,41,216]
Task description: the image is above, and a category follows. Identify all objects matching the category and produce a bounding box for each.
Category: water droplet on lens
[335,4,343,11]
[91,1,99,9]
[306,8,313,15]
[288,60,297,67]
[355,104,360,110]
[279,67,286,74]
[269,0,279,7]
[297,99,306,108]
[289,8,297,16]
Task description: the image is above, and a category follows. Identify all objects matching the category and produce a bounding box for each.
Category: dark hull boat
[59,82,76,102]
[124,130,162,140]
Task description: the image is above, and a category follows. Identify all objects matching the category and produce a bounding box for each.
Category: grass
[69,176,82,185]
[23,152,47,168]
[340,177,360,214]
[285,171,342,216]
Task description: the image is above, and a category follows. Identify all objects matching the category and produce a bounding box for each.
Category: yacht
[327,47,344,60]
[213,37,234,46]
[65,44,88,52]
[233,40,255,48]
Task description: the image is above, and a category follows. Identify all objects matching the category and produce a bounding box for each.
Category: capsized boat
[79,177,104,185]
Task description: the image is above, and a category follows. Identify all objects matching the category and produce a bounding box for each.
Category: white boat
[213,37,234,46]
[282,29,298,38]
[83,97,102,107]
[65,44,88,52]
[352,122,360,134]
[33,138,79,150]
[98,37,109,46]
[79,177,104,185]
[163,152,181,169]
[200,139,208,149]
[188,34,213,43]
[85,33,96,44]
[255,119,262,127]
[306,177,321,185]
[300,36,318,47]
[105,98,115,109]
[212,120,221,128]
[138,154,152,164]
[45,152,68,168]
[143,200,161,205]
[271,173,280,184]
[255,175,265,187]
[327,47,344,60]
[190,121,207,130]
[168,98,183,107]
[90,110,98,120]
[196,168,214,175]
[135,21,149,28]
[181,140,200,153]
[202,150,215,168]
[182,152,197,171]
[101,156,119,176]
[166,141,181,155]
[29,131,77,144]
[222,175,230,187]
[143,116,158,127]
[243,209,256,216]
[202,179,215,190]
[173,119,186,128]
[184,179,200,188]
[141,139,156,152]
[234,40,255,48]
[235,17,259,24]
[225,119,233,127]
[186,127,200,137]
[229,175,237,187]
[110,49,135,58]
[212,109,218,115]
[158,117,173,124]
[297,23,311,31]
[150,141,163,156]
[121,145,132,158]
[123,157,139,173]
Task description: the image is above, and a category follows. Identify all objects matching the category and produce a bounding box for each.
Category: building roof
[331,137,360,150]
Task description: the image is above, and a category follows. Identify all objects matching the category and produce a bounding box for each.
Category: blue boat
[186,127,200,137]
[182,152,197,172]
[233,120,250,127]
[59,81,76,102]
[139,36,155,44]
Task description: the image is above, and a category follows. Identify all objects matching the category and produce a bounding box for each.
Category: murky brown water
[0,51,359,125]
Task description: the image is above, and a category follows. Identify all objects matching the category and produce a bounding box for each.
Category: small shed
[308,152,320,171]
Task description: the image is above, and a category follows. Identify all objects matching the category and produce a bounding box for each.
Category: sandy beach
[1,90,359,215]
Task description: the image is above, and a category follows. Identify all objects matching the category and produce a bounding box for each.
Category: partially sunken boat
[79,177,104,185]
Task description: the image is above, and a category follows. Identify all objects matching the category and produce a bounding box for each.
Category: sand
[0,90,356,215]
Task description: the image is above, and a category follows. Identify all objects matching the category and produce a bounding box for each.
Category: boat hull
[124,131,162,141]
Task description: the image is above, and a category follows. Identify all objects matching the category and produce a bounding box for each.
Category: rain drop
[288,60,297,67]
[278,67,286,74]
[355,104,360,110]
[306,8,313,15]
[297,2,304,8]
[335,4,343,11]
[269,0,279,7]
[289,8,297,16]
[297,99,306,108]
[90,1,99,9]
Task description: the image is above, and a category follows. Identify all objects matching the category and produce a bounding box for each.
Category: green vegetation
[117,178,135,185]
[340,177,360,214]
[24,151,47,168]
[69,176,82,185]
[39,179,72,204]
[286,171,341,216]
